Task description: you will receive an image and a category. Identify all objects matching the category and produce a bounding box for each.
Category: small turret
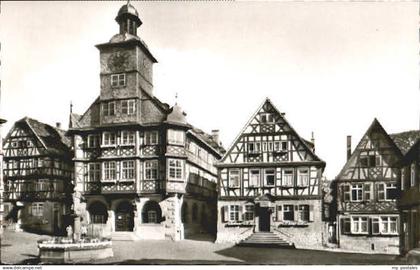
[115,1,142,36]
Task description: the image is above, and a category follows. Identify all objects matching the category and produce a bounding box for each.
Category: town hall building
[67,3,224,241]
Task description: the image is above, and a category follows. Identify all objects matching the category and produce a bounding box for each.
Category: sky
[0,1,419,179]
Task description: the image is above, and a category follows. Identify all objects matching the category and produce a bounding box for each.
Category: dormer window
[260,113,275,124]
[121,100,136,115]
[111,73,126,87]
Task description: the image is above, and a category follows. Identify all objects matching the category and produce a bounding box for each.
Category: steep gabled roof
[336,118,403,179]
[189,128,226,157]
[390,130,420,155]
[8,117,72,156]
[220,97,324,164]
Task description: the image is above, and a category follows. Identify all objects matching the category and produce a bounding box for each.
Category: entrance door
[259,207,270,232]
[115,201,134,232]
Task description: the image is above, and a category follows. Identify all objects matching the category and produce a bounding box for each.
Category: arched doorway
[88,201,108,224]
[115,201,134,231]
[142,201,162,224]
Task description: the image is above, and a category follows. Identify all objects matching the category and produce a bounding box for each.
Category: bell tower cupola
[115,1,142,36]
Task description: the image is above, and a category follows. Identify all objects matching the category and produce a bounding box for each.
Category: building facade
[68,3,223,241]
[215,98,326,249]
[0,117,7,235]
[2,117,73,235]
[335,119,404,254]
[394,132,420,254]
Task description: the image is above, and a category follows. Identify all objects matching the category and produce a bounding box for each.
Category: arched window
[181,202,188,223]
[88,201,108,224]
[142,201,162,224]
[192,203,198,223]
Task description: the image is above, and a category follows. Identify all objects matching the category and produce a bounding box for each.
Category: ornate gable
[337,118,402,181]
[221,98,323,165]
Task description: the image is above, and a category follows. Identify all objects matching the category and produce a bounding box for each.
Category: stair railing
[271,226,292,239]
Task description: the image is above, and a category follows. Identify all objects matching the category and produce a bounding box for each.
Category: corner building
[216,98,326,249]
[68,3,223,241]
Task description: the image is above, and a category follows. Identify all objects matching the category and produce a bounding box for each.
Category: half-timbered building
[68,3,223,241]
[0,117,7,235]
[393,131,420,254]
[215,98,326,249]
[2,117,73,235]
[336,119,404,254]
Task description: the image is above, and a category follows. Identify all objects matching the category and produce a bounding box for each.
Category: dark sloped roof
[23,117,71,156]
[190,128,226,156]
[390,130,420,155]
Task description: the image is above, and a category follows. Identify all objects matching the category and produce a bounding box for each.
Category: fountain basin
[38,237,113,264]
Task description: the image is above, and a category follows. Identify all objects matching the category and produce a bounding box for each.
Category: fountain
[38,216,113,264]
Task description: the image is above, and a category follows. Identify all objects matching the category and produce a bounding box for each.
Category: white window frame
[102,102,115,116]
[103,161,116,181]
[144,131,158,145]
[229,205,240,222]
[260,113,274,124]
[297,169,309,187]
[248,142,261,154]
[121,131,135,145]
[145,160,158,180]
[282,170,294,187]
[229,169,241,188]
[88,163,101,182]
[168,129,185,146]
[377,183,397,201]
[121,99,136,115]
[102,132,116,146]
[351,216,368,234]
[249,169,260,187]
[380,216,399,235]
[111,73,126,87]
[350,184,363,202]
[121,160,135,180]
[168,159,183,180]
[264,168,275,186]
[87,134,100,148]
[371,217,380,235]
[244,204,255,221]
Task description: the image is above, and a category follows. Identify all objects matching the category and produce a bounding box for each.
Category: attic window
[359,152,380,167]
[260,113,274,124]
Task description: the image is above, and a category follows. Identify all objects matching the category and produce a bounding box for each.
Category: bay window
[103,161,116,181]
[144,131,158,145]
[168,129,185,145]
[88,163,101,182]
[121,160,135,180]
[145,160,158,180]
[168,159,183,180]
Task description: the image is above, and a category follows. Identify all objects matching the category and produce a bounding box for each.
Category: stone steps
[237,232,295,248]
[111,231,139,241]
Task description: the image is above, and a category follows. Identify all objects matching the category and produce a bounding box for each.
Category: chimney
[211,129,220,145]
[311,132,315,153]
[56,122,61,129]
[346,135,352,160]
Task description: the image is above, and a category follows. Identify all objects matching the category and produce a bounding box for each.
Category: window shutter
[340,218,346,235]
[309,205,314,222]
[222,206,229,223]
[294,205,299,221]
[277,205,283,221]
[368,218,372,235]
[238,205,243,222]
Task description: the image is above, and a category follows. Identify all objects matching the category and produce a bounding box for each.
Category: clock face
[108,51,129,70]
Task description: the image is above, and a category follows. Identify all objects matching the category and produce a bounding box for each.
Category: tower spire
[116,1,142,36]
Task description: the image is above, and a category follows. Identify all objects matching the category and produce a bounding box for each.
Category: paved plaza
[0,231,408,265]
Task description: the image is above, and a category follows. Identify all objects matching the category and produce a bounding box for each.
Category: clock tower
[95,2,158,125]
